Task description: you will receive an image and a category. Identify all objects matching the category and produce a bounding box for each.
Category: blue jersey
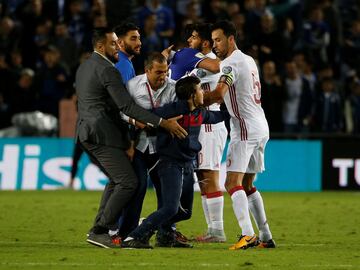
[169,48,206,81]
[115,51,136,84]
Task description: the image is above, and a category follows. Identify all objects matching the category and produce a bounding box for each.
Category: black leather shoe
[121,238,153,249]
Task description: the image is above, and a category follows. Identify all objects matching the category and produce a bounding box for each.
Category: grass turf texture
[0,191,359,270]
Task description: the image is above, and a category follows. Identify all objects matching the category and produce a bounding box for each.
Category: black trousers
[80,141,138,232]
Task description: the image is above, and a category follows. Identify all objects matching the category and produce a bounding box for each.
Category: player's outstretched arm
[203,82,228,106]
[197,58,220,73]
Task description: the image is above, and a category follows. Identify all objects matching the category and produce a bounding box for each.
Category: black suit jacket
[75,52,161,149]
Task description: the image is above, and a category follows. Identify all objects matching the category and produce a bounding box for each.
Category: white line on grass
[0,262,355,268]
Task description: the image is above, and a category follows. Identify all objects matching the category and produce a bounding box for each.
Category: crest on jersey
[195,52,205,58]
[222,66,232,74]
[196,69,206,78]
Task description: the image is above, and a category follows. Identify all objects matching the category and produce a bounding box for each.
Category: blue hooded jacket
[153,100,229,162]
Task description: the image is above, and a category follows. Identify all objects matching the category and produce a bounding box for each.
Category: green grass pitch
[0,190,359,269]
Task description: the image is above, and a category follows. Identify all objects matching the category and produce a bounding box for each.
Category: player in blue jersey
[113,22,141,83]
[168,24,220,81]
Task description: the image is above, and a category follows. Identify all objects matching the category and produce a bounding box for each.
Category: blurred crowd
[1,0,360,134]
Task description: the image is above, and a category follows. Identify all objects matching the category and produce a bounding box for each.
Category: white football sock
[206,194,224,231]
[230,188,254,236]
[248,190,272,241]
[108,229,118,237]
[201,194,211,231]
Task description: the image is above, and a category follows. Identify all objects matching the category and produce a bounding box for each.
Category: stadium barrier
[0,137,358,191]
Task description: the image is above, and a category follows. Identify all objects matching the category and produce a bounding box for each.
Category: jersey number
[252,72,261,104]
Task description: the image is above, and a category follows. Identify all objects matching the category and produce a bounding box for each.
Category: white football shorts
[226,136,269,173]
[198,125,228,170]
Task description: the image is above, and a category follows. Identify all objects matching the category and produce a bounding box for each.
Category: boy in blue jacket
[122,76,229,249]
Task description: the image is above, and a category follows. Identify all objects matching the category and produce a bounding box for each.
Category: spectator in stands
[65,0,91,49]
[293,51,317,93]
[92,13,107,28]
[318,0,343,69]
[139,13,163,70]
[244,0,269,39]
[202,0,229,23]
[9,68,37,114]
[226,1,240,18]
[302,6,330,68]
[9,49,24,78]
[282,60,313,133]
[313,77,343,132]
[16,0,48,68]
[178,0,203,29]
[343,19,360,72]
[52,21,79,75]
[137,0,175,48]
[261,60,285,132]
[36,45,69,117]
[0,16,21,54]
[348,80,360,133]
[253,11,288,66]
[105,0,137,27]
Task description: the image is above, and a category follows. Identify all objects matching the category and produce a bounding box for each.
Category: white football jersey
[220,50,269,140]
[189,52,225,132]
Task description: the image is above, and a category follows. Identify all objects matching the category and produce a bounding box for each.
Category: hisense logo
[0,144,107,190]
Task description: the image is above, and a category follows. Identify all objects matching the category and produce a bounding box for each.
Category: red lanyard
[145,82,156,108]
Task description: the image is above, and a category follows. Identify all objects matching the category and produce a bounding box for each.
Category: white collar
[139,74,168,93]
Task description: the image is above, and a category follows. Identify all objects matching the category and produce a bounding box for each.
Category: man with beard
[187,23,228,243]
[168,24,220,81]
[204,20,276,250]
[76,27,187,248]
[114,22,141,84]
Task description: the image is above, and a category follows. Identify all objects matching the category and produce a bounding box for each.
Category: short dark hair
[175,76,201,100]
[211,20,237,38]
[113,22,139,38]
[144,52,167,69]
[191,23,213,47]
[92,27,113,48]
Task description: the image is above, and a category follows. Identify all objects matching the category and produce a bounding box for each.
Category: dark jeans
[118,149,162,237]
[80,141,138,232]
[129,159,194,240]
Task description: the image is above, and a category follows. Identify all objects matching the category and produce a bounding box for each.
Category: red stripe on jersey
[201,82,211,92]
[206,191,223,198]
[228,186,244,196]
[229,85,248,140]
[202,82,212,133]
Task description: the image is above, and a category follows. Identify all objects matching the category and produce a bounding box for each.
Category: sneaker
[155,231,193,248]
[86,233,119,248]
[174,230,189,242]
[196,233,226,243]
[196,229,226,243]
[156,237,193,248]
[229,235,258,250]
[121,238,153,249]
[257,239,276,248]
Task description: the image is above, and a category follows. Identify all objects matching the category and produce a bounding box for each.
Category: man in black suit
[75,27,187,248]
